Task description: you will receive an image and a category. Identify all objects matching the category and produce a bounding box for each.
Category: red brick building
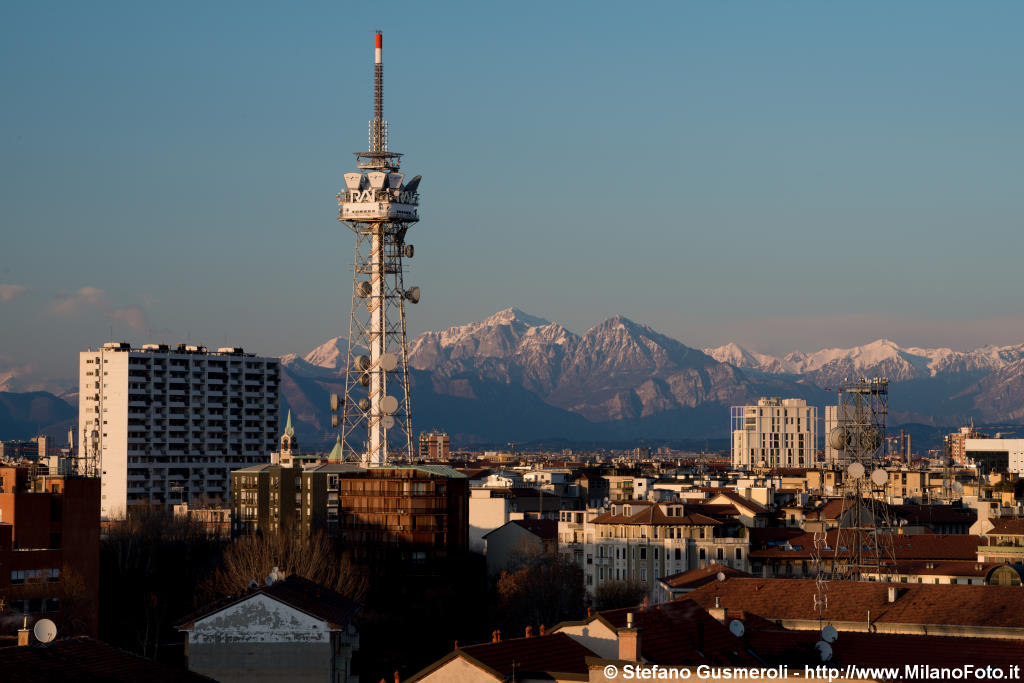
[0,466,100,638]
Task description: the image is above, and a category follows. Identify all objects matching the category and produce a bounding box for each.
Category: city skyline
[3,2,1024,383]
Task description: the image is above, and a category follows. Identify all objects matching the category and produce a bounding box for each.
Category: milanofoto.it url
[600,663,1022,680]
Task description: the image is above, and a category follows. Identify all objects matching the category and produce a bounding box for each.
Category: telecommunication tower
[825,377,897,581]
[336,31,422,466]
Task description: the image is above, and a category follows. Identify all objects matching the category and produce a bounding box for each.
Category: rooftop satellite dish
[717,572,726,582]
[379,353,398,372]
[815,640,833,662]
[953,481,964,493]
[381,395,399,415]
[847,462,865,480]
[248,580,259,589]
[33,618,57,644]
[821,625,838,643]
[824,485,834,496]
[871,469,888,487]
[729,620,745,638]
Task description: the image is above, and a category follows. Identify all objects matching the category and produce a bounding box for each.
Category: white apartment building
[79,342,279,518]
[558,501,749,597]
[731,397,817,470]
[963,438,1024,475]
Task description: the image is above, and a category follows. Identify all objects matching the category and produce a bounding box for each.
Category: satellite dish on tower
[381,395,399,415]
[379,353,398,372]
[382,415,395,429]
[821,625,838,643]
[871,469,888,487]
[33,619,57,644]
[729,620,745,638]
[815,641,833,662]
[847,462,865,479]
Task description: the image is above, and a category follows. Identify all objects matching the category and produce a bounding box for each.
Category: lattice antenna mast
[336,31,422,466]
[827,378,898,581]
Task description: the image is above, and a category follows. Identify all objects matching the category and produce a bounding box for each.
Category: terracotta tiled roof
[888,560,1000,577]
[591,502,723,527]
[687,577,1024,630]
[177,574,359,631]
[458,632,594,676]
[661,562,751,590]
[749,531,979,561]
[891,504,976,527]
[747,527,805,549]
[510,518,558,540]
[710,492,769,515]
[598,599,759,666]
[988,517,1024,536]
[0,637,214,682]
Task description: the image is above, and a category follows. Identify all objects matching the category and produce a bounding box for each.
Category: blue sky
[2,1,1023,385]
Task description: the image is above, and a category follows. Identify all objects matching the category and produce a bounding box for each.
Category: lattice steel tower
[826,377,896,580]
[336,31,422,466]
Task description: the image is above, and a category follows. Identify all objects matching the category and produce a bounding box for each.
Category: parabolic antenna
[356,281,371,298]
[717,571,726,582]
[871,469,888,487]
[354,355,371,371]
[405,286,421,304]
[847,462,865,479]
[953,481,964,494]
[827,427,849,451]
[330,393,340,411]
[821,625,838,643]
[382,415,395,429]
[729,620,745,638]
[379,353,398,372]
[33,618,57,644]
[815,641,833,662]
[380,395,399,414]
[358,398,371,412]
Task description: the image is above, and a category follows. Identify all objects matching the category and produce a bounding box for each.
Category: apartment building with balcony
[79,342,279,518]
[557,500,749,597]
[732,397,817,469]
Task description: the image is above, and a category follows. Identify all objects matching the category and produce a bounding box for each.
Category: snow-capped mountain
[704,339,1024,384]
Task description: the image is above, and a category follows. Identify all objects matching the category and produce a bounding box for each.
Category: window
[48,568,59,582]
[717,548,724,560]
[735,548,743,561]
[11,570,24,585]
[640,547,647,560]
[641,569,647,582]
[675,548,682,561]
[699,548,706,560]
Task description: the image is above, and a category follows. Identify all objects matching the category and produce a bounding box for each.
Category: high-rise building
[79,342,279,518]
[731,397,817,469]
[418,431,450,461]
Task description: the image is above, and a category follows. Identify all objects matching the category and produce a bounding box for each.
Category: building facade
[731,397,817,469]
[558,501,749,597]
[418,432,450,461]
[0,466,100,637]
[79,342,279,518]
[963,437,1024,475]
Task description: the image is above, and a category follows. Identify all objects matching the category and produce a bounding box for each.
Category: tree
[495,549,585,634]
[205,529,367,603]
[593,578,649,611]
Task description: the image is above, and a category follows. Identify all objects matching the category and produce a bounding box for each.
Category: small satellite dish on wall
[33,618,57,644]
[822,624,838,643]
[729,620,745,638]
[816,640,833,662]
[717,571,726,582]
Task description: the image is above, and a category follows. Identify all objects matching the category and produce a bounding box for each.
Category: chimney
[887,586,898,603]
[617,616,642,662]
[525,625,534,638]
[709,596,727,624]
[17,617,30,647]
